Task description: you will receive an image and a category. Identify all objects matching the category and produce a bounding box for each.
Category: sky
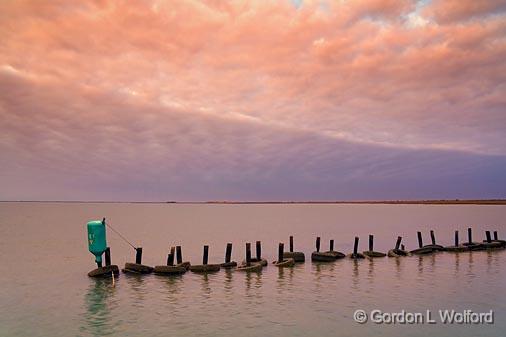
[1,0,506,201]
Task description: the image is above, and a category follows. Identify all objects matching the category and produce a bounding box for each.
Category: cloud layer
[1,0,505,200]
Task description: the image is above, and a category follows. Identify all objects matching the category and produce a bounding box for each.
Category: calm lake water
[0,202,505,337]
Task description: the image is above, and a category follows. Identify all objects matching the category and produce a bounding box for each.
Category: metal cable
[106,221,137,250]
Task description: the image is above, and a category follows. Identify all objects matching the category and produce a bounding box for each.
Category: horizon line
[1,199,506,205]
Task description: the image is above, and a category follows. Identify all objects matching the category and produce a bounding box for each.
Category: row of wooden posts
[88,228,505,278]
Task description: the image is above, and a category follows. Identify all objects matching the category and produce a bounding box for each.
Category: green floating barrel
[87,220,107,265]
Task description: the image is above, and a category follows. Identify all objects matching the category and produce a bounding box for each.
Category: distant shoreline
[1,199,506,205]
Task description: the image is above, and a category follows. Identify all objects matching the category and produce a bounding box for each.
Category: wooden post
[168,247,175,266]
[176,246,183,264]
[468,228,472,244]
[454,230,459,246]
[401,244,405,251]
[494,231,498,240]
[486,231,492,243]
[105,247,111,266]
[225,243,232,263]
[353,237,359,256]
[256,241,262,260]
[316,237,321,252]
[395,236,402,250]
[417,231,423,248]
[278,243,284,263]
[203,245,209,265]
[430,230,436,245]
[289,236,294,253]
[330,239,334,251]
[369,235,374,252]
[135,247,142,264]
[246,243,252,267]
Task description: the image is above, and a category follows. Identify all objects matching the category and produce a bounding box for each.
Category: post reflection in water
[223,269,234,297]
[351,259,360,290]
[244,270,263,299]
[157,274,184,305]
[366,258,375,283]
[453,251,461,276]
[275,264,295,295]
[124,274,147,310]
[81,279,118,337]
[198,273,212,300]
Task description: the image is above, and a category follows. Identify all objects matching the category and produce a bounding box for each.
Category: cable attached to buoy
[103,218,137,250]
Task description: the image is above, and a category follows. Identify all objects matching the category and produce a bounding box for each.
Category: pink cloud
[0,0,506,200]
[425,0,506,23]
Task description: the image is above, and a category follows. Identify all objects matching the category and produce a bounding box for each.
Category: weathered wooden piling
[463,227,484,250]
[135,248,143,264]
[237,242,263,271]
[387,236,408,257]
[325,238,345,259]
[283,235,306,262]
[176,246,183,265]
[424,230,444,251]
[312,236,336,262]
[444,230,468,252]
[273,242,295,267]
[221,243,237,268]
[490,231,506,247]
[247,241,268,266]
[105,247,111,266]
[168,247,175,265]
[203,245,209,265]
[411,231,435,254]
[481,230,504,249]
[395,236,402,250]
[246,242,252,266]
[363,234,386,258]
[348,236,365,259]
[123,247,153,274]
[225,243,232,263]
[175,246,191,270]
[190,245,220,273]
[154,246,186,275]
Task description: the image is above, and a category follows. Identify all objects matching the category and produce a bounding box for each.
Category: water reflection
[124,274,147,309]
[276,265,295,293]
[350,259,360,291]
[366,258,375,283]
[80,279,118,337]
[157,274,184,305]
[223,269,234,296]
[198,273,212,300]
